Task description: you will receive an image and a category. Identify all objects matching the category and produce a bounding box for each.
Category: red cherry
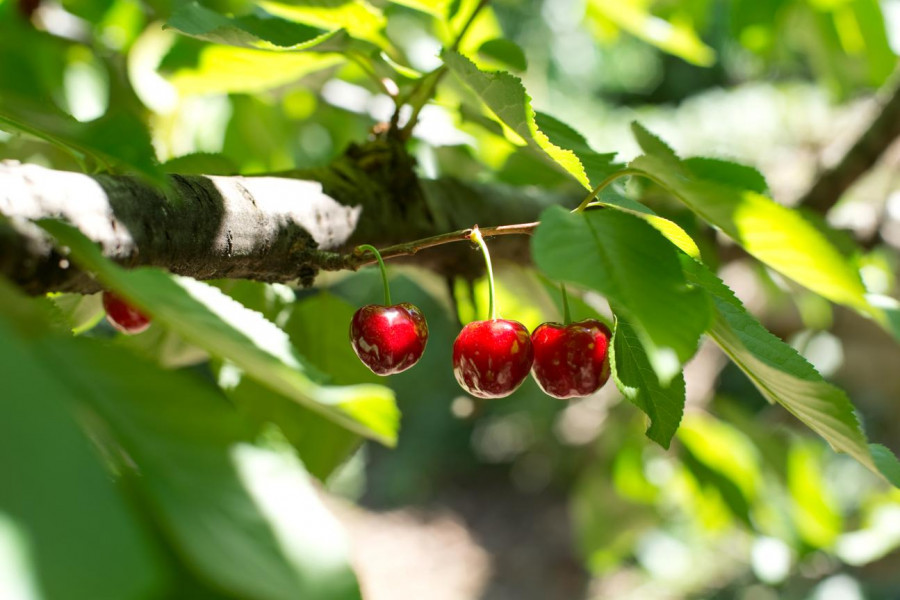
[102,291,151,335]
[452,319,534,399]
[350,303,428,375]
[531,319,612,399]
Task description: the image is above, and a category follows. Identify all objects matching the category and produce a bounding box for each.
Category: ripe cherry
[531,319,611,399]
[102,290,151,335]
[349,244,428,376]
[453,319,534,398]
[350,303,428,375]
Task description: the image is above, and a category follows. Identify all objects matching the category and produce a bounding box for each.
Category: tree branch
[797,73,900,213]
[0,144,568,294]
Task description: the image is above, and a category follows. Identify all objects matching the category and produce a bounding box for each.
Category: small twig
[346,221,539,269]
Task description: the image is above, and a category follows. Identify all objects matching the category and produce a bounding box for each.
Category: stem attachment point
[357,244,391,305]
[469,226,497,320]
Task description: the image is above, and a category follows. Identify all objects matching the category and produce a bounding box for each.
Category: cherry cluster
[98,234,613,401]
[350,232,613,400]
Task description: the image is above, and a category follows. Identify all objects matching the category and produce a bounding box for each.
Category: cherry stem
[346,222,538,270]
[469,226,497,320]
[560,283,571,324]
[357,244,391,305]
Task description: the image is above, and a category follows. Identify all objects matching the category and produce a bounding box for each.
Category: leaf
[384,0,452,18]
[477,38,527,71]
[168,45,344,95]
[680,257,898,485]
[0,97,165,185]
[683,157,768,194]
[592,189,701,259]
[533,206,710,382]
[444,50,591,188]
[49,291,105,334]
[167,2,341,50]
[870,444,900,488]
[585,0,716,66]
[41,335,362,600]
[629,122,871,314]
[162,152,239,175]
[260,0,391,50]
[38,220,399,446]
[534,112,621,187]
[0,288,164,600]
[610,317,685,448]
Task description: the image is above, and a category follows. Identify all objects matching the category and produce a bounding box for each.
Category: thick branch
[0,145,568,294]
[798,73,900,213]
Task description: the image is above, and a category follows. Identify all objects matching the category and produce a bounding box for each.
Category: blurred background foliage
[3,0,900,598]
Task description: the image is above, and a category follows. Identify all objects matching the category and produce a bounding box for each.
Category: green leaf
[384,0,451,18]
[38,220,399,446]
[534,112,621,187]
[629,122,871,313]
[585,0,716,66]
[41,336,362,600]
[610,317,685,448]
[680,257,897,484]
[477,38,527,71]
[0,288,164,600]
[683,157,769,194]
[162,152,239,175]
[167,45,344,95]
[260,0,391,50]
[870,444,900,488]
[533,206,710,382]
[167,2,344,50]
[444,50,591,188]
[49,291,105,334]
[0,98,165,185]
[591,189,701,259]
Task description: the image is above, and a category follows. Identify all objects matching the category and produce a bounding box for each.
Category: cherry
[349,244,428,375]
[102,290,151,335]
[531,319,611,399]
[350,303,428,375]
[453,319,534,399]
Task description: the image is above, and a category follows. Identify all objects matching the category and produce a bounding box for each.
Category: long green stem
[357,244,391,305]
[573,168,641,213]
[560,283,571,324]
[469,226,497,320]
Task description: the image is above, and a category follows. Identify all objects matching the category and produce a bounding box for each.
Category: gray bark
[0,143,569,294]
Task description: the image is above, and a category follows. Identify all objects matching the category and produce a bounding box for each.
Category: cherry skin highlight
[350,303,428,375]
[452,319,534,399]
[102,291,151,335]
[531,319,612,399]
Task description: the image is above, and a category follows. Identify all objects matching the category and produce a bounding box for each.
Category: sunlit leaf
[681,257,900,486]
[168,45,344,95]
[477,38,527,71]
[167,1,341,50]
[630,122,870,313]
[444,51,590,188]
[260,0,391,50]
[586,0,716,66]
